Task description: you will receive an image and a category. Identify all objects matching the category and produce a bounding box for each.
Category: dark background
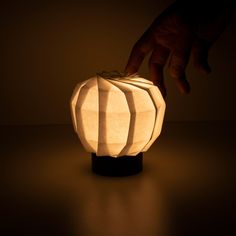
[1,0,236,125]
[1,1,235,236]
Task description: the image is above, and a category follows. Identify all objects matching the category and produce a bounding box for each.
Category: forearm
[175,0,236,42]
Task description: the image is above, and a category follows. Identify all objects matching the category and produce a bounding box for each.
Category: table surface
[1,122,235,236]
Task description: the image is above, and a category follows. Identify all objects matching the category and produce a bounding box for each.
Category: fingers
[168,46,191,94]
[192,39,211,74]
[150,64,167,98]
[125,31,155,75]
[149,45,170,98]
[172,73,190,94]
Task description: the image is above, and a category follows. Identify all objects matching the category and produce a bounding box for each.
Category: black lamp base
[91,153,143,177]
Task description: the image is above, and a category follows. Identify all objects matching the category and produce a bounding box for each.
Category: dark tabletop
[1,122,235,236]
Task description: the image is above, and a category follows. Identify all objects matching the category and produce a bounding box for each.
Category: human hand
[125,2,227,97]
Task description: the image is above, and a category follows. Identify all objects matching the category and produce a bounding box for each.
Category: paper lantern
[71,71,165,176]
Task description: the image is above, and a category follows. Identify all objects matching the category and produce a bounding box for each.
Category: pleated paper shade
[71,72,165,157]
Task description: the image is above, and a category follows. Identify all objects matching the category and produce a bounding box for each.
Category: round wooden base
[91,153,143,177]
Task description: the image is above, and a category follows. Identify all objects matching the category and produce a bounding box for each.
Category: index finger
[125,31,155,74]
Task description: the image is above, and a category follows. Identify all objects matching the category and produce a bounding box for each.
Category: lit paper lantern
[71,71,165,175]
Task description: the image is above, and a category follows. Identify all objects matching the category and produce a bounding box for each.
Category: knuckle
[169,64,185,78]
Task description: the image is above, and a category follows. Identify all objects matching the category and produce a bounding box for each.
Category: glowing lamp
[71,71,165,176]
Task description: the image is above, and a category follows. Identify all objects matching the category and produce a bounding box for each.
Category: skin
[125,1,233,97]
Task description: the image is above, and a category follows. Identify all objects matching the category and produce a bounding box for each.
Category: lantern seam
[71,80,89,132]
[112,80,158,150]
[75,79,97,152]
[107,79,147,157]
[113,80,165,151]
[105,78,132,157]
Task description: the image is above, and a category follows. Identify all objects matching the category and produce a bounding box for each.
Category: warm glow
[71,72,165,157]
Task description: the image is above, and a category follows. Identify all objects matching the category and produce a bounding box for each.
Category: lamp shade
[71,72,166,158]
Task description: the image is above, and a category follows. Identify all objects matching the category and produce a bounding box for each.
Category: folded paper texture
[76,79,99,152]
[107,80,156,156]
[71,73,165,157]
[117,79,165,151]
[97,78,130,156]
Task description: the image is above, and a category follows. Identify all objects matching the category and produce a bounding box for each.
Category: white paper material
[116,79,165,151]
[71,73,165,157]
[97,77,130,156]
[76,79,99,152]
[107,80,156,156]
[70,79,89,132]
